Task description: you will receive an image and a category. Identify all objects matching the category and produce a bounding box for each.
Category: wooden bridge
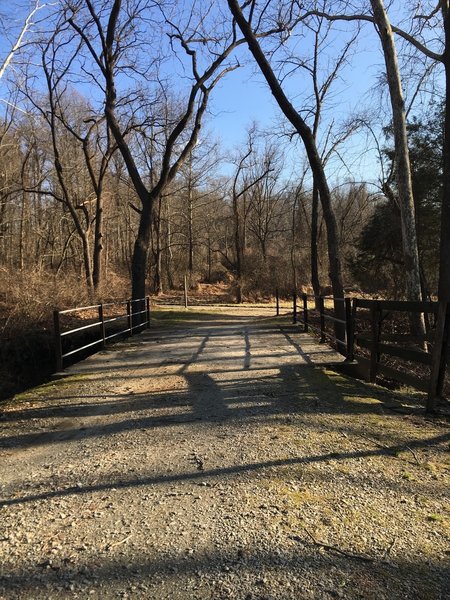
[1,305,448,599]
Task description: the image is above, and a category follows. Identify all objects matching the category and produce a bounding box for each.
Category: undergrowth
[0,267,130,402]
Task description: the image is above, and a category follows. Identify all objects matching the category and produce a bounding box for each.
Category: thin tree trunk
[92,188,104,291]
[187,159,194,275]
[290,193,297,293]
[311,183,321,305]
[439,6,450,302]
[80,233,94,297]
[165,197,174,289]
[370,0,425,336]
[227,0,345,338]
[152,195,163,295]
[233,190,243,303]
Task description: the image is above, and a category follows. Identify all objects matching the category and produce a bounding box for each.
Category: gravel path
[0,308,449,599]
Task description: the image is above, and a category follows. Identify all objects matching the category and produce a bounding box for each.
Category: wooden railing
[53,297,150,372]
[286,292,449,412]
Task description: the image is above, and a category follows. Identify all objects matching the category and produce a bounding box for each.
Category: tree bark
[311,183,321,304]
[440,5,450,302]
[370,0,425,335]
[131,199,152,303]
[92,183,104,290]
[228,0,345,336]
[233,188,244,303]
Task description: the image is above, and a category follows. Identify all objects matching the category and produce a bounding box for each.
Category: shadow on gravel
[0,360,428,448]
[0,542,447,599]
[2,430,449,507]
[0,338,442,449]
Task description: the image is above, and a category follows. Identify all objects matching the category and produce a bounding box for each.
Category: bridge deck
[0,308,448,599]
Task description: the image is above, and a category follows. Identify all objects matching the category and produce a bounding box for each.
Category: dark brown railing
[286,292,449,413]
[53,297,150,372]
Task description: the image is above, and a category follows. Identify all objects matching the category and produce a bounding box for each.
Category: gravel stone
[0,307,448,599]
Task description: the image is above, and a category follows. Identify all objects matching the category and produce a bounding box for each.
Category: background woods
[0,1,447,395]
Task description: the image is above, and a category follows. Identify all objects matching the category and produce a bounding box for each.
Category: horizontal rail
[379,332,434,343]
[105,328,130,341]
[103,314,128,325]
[102,300,128,308]
[356,336,432,365]
[54,297,150,371]
[293,291,448,408]
[355,299,438,313]
[60,321,102,337]
[324,315,346,325]
[306,294,345,302]
[62,338,103,359]
[355,355,429,392]
[59,304,101,315]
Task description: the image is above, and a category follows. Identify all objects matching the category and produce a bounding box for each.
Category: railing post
[276,288,279,316]
[303,293,308,333]
[53,310,63,372]
[345,297,354,360]
[146,296,151,328]
[98,303,106,348]
[319,296,326,343]
[428,301,450,413]
[127,300,133,336]
[293,291,297,324]
[369,301,381,383]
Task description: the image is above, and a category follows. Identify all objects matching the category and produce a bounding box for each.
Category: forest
[0,1,448,395]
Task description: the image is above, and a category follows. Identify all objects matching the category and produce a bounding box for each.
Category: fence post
[369,301,381,383]
[345,297,354,360]
[303,293,308,333]
[319,296,326,343]
[276,288,279,316]
[127,300,133,335]
[293,291,297,324]
[53,310,63,372]
[98,303,106,348]
[427,301,450,413]
[146,296,151,328]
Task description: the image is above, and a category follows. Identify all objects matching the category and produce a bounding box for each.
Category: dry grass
[0,267,131,401]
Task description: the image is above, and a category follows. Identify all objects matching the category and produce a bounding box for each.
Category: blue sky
[206,16,388,186]
[0,1,443,190]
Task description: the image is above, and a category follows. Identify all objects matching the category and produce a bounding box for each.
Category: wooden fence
[53,297,150,372]
[289,292,449,413]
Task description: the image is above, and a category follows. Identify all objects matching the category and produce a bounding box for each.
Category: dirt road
[0,308,449,599]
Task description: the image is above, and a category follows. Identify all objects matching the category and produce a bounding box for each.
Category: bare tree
[229,128,276,301]
[0,1,47,80]
[302,0,440,310]
[280,12,359,300]
[227,0,346,335]
[66,0,243,305]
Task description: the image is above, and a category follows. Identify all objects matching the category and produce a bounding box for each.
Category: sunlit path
[0,309,448,600]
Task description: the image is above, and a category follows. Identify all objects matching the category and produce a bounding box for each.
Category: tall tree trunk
[439,6,450,302]
[19,190,29,270]
[370,0,425,336]
[227,0,345,338]
[233,191,243,303]
[80,232,94,298]
[290,193,298,293]
[165,197,174,289]
[131,199,153,303]
[187,159,194,275]
[207,236,212,283]
[152,195,163,295]
[92,189,104,291]
[311,183,321,305]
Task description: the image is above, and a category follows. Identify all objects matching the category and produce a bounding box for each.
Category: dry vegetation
[0,268,131,400]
